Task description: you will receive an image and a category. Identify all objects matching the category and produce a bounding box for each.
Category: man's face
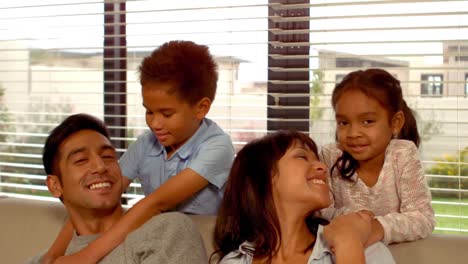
[47,129,123,213]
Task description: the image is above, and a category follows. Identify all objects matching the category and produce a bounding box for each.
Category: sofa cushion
[2,197,468,264]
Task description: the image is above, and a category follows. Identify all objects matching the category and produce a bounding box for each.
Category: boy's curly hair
[139,40,218,105]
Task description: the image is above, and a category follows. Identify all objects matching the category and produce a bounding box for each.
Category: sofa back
[1,196,468,264]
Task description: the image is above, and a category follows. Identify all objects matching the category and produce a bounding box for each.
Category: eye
[145,110,153,115]
[74,158,88,165]
[337,120,348,126]
[102,155,115,160]
[162,111,174,118]
[363,119,375,125]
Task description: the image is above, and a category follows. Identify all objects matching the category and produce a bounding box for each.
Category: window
[335,74,346,84]
[1,0,468,235]
[421,74,444,97]
[465,74,468,95]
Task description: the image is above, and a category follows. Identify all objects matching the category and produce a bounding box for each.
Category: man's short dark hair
[42,113,110,176]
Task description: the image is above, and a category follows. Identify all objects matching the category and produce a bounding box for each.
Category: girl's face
[272,140,330,211]
[334,89,403,167]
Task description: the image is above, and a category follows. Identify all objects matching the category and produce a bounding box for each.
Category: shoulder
[388,139,417,151]
[364,242,396,264]
[146,212,195,230]
[218,241,253,264]
[387,139,419,158]
[200,119,233,145]
[319,143,342,165]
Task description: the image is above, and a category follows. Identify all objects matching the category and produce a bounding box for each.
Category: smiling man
[29,113,207,264]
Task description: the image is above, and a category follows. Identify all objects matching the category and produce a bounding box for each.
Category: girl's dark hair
[331,68,420,180]
[212,130,327,264]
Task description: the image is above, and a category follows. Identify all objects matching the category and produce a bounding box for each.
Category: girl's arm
[52,168,210,264]
[323,212,371,264]
[40,219,73,264]
[376,142,435,244]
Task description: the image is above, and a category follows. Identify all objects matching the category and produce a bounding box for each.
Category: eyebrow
[65,144,115,161]
[336,111,377,119]
[142,103,174,112]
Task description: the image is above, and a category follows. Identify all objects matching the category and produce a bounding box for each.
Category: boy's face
[46,130,123,213]
[142,81,209,153]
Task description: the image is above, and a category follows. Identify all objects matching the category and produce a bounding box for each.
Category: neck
[274,201,315,261]
[67,205,124,235]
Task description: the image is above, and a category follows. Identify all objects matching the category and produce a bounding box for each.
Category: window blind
[1,0,468,234]
[0,0,270,203]
[270,0,468,234]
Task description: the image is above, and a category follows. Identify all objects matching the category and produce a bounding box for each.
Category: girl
[320,68,435,245]
[213,130,395,264]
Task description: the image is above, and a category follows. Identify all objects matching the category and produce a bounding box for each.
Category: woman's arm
[52,169,210,264]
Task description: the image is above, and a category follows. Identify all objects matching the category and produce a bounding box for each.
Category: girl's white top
[320,139,435,244]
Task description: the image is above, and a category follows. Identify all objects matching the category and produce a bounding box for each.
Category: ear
[195,97,211,120]
[46,175,63,199]
[391,110,405,137]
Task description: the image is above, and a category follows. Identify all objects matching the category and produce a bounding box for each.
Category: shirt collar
[148,119,209,159]
[310,225,332,260]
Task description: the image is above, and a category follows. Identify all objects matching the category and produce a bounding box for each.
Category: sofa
[1,196,468,264]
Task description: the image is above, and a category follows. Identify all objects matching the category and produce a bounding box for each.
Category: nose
[90,155,107,174]
[313,161,327,174]
[347,124,361,138]
[148,115,163,131]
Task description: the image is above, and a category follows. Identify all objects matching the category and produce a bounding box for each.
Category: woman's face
[272,140,331,211]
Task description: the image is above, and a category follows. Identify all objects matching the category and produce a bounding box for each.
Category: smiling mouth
[310,179,326,185]
[88,182,111,190]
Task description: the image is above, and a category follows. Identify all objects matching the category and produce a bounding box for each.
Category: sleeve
[375,141,435,244]
[363,242,395,264]
[187,134,235,189]
[119,133,147,180]
[23,253,44,264]
[134,213,208,264]
[318,143,353,220]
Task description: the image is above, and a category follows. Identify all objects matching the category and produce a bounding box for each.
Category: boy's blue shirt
[119,118,235,215]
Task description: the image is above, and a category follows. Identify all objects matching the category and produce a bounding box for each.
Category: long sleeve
[319,140,435,245]
[375,142,435,244]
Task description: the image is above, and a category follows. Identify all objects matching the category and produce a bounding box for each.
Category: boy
[120,40,235,215]
[42,40,235,262]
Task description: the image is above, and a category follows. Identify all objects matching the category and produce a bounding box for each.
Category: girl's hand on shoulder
[323,212,372,252]
[357,209,375,219]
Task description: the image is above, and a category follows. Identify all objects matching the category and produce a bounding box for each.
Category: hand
[323,212,372,252]
[357,209,375,219]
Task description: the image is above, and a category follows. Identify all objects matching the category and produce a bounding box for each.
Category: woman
[212,130,395,264]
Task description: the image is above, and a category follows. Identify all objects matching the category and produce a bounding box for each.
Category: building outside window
[465,73,468,95]
[421,74,443,96]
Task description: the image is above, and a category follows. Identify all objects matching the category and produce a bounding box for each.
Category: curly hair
[139,40,218,105]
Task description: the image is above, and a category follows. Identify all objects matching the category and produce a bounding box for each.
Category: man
[29,113,207,263]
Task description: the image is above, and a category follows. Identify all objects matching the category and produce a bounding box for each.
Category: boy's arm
[40,219,73,264]
[52,168,210,264]
[376,142,435,244]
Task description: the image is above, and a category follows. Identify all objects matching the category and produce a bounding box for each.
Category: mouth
[348,144,368,153]
[309,178,327,185]
[87,181,112,190]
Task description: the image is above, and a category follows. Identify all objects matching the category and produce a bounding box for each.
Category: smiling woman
[212,130,395,264]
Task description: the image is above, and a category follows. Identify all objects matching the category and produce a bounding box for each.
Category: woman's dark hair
[212,130,327,264]
[331,68,420,180]
[42,113,110,177]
